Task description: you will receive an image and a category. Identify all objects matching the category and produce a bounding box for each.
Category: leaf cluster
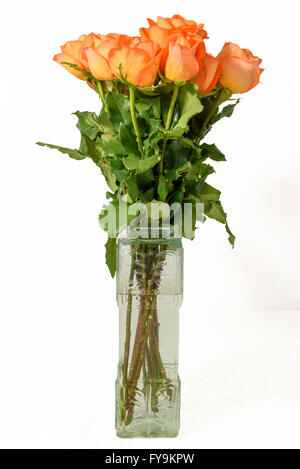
[37,83,239,276]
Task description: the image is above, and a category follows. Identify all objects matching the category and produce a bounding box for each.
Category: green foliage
[165,162,191,181]
[98,136,127,157]
[135,96,161,119]
[157,174,168,202]
[36,142,86,160]
[105,237,117,278]
[211,99,240,125]
[205,201,235,247]
[175,83,203,131]
[73,111,101,139]
[119,123,139,155]
[201,143,226,162]
[105,92,132,130]
[198,182,221,201]
[186,161,215,181]
[164,139,192,169]
[122,154,159,173]
[37,81,240,276]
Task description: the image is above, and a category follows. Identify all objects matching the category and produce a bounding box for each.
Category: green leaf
[135,97,161,119]
[107,157,129,182]
[199,182,221,201]
[149,118,162,134]
[137,169,154,189]
[157,174,168,202]
[73,111,100,140]
[201,143,226,162]
[165,126,188,139]
[169,191,184,204]
[122,154,159,173]
[185,161,215,181]
[81,135,103,163]
[79,135,88,154]
[226,225,235,247]
[98,108,116,136]
[36,142,86,160]
[212,99,240,125]
[165,140,192,169]
[125,174,140,201]
[205,201,235,247]
[186,180,221,202]
[137,82,174,96]
[165,161,191,181]
[105,92,132,131]
[149,125,188,145]
[97,161,118,192]
[119,123,139,155]
[140,187,154,203]
[174,83,203,131]
[98,136,127,157]
[105,237,117,277]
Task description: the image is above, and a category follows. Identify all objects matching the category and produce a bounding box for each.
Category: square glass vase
[115,228,183,438]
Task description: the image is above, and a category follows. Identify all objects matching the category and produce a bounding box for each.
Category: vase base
[115,372,181,439]
[116,430,179,439]
[116,418,179,439]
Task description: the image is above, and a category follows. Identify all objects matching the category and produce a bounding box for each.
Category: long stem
[159,85,180,173]
[121,242,174,425]
[124,245,167,423]
[96,80,107,112]
[122,248,135,384]
[129,86,144,158]
[125,295,156,425]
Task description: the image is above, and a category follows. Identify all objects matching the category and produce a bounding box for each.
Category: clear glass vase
[115,228,183,438]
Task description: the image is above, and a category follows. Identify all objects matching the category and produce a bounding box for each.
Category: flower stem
[96,80,107,112]
[129,86,144,158]
[124,244,171,424]
[159,85,180,173]
[122,248,135,391]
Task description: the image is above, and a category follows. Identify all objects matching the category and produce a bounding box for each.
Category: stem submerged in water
[120,246,136,420]
[121,242,173,425]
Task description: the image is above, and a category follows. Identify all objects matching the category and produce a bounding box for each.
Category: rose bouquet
[37,15,263,437]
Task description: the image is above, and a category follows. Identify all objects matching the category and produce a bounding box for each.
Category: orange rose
[108,39,161,87]
[160,31,206,72]
[53,33,133,81]
[193,54,220,94]
[53,33,103,80]
[77,33,102,49]
[140,15,207,48]
[81,34,131,81]
[82,47,114,81]
[163,33,201,82]
[53,40,88,80]
[217,42,263,93]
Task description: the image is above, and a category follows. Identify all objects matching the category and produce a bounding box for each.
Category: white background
[1,0,300,449]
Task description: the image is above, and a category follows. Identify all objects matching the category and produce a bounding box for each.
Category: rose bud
[217,42,263,93]
[193,54,220,94]
[53,40,87,80]
[108,40,161,87]
[164,42,199,82]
